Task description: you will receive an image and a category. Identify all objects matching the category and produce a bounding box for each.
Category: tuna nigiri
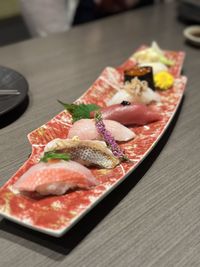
[67,119,135,142]
[107,77,160,106]
[14,160,98,196]
[90,102,162,126]
[44,138,120,169]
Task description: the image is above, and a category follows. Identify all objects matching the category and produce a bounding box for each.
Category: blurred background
[0,0,199,47]
[0,0,30,46]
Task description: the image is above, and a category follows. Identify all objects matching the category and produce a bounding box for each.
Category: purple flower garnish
[94,112,128,161]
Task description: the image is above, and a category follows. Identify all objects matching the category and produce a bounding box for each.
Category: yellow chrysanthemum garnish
[154,71,174,90]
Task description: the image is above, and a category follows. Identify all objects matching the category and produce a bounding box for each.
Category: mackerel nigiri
[90,102,162,126]
[14,160,98,196]
[67,119,135,142]
[44,138,120,169]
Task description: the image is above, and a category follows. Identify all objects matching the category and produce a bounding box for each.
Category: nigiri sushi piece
[90,102,162,126]
[44,138,120,169]
[67,119,135,142]
[139,62,168,74]
[107,77,160,106]
[14,160,98,196]
[107,90,132,106]
[132,41,174,66]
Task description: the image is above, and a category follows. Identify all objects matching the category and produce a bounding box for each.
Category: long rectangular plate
[0,47,186,237]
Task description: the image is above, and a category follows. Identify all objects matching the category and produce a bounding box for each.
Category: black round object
[0,66,28,116]
[121,101,131,106]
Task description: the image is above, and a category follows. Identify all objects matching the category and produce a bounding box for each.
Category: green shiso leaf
[58,100,100,122]
[40,151,70,162]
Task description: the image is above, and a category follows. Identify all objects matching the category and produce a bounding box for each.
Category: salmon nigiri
[90,102,161,126]
[67,119,135,142]
[14,160,98,196]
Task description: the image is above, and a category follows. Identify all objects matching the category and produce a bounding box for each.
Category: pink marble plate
[0,47,186,237]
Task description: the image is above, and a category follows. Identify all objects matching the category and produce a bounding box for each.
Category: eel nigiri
[14,160,98,196]
[67,119,135,142]
[107,77,160,106]
[44,138,120,169]
[90,102,161,126]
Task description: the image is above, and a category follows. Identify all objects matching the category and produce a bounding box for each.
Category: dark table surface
[0,2,200,266]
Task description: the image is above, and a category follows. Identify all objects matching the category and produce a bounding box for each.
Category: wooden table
[0,2,200,266]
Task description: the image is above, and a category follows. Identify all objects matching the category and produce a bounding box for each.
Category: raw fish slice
[104,120,135,141]
[68,119,98,140]
[107,77,160,106]
[14,161,98,196]
[44,138,120,169]
[107,90,132,106]
[132,87,160,104]
[108,88,160,105]
[67,119,135,142]
[91,103,162,126]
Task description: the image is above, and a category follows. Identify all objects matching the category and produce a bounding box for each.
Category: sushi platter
[0,42,187,237]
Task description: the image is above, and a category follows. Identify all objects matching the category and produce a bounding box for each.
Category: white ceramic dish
[183,25,200,46]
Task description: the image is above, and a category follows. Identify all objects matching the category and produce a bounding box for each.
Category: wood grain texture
[0,2,200,267]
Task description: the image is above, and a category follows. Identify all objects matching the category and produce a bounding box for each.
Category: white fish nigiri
[107,77,160,106]
[14,160,98,196]
[107,90,132,106]
[67,119,135,142]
